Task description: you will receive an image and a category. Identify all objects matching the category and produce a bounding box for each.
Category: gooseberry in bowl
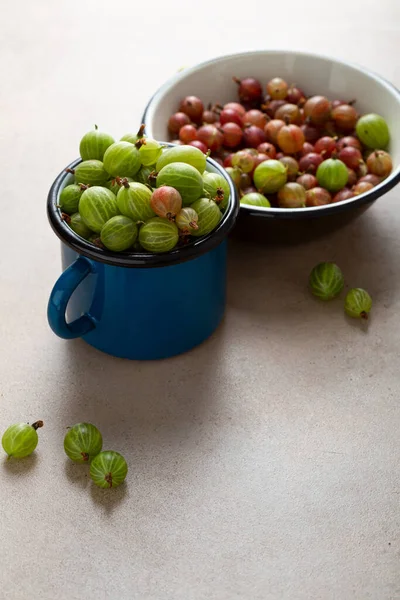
[277,183,306,208]
[240,192,271,207]
[305,187,332,207]
[366,150,393,178]
[316,158,349,192]
[253,159,287,194]
[355,113,390,149]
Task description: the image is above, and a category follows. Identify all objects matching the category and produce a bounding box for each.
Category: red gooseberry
[196,125,224,152]
[179,124,197,144]
[296,173,318,190]
[277,123,305,154]
[168,112,190,134]
[188,140,208,153]
[233,77,263,102]
[331,104,358,131]
[257,142,277,159]
[220,109,244,127]
[244,109,268,128]
[298,152,323,174]
[220,123,243,148]
[332,188,355,203]
[338,146,363,170]
[265,119,285,145]
[304,95,331,124]
[243,125,267,148]
[223,102,246,116]
[305,187,332,207]
[179,96,204,124]
[275,103,301,124]
[314,136,337,158]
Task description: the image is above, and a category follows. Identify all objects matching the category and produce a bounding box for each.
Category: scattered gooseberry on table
[90,450,128,488]
[64,423,103,463]
[2,421,43,458]
[344,288,372,319]
[309,262,344,301]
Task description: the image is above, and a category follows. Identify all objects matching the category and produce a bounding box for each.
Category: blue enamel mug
[47,153,239,360]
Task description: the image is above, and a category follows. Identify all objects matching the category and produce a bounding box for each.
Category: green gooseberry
[59,183,88,214]
[156,145,207,174]
[344,288,372,319]
[190,198,222,237]
[240,192,270,207]
[309,262,344,300]
[100,215,138,252]
[72,160,109,186]
[79,186,118,233]
[156,162,203,206]
[316,158,348,192]
[202,172,230,209]
[2,421,43,458]
[253,159,287,194]
[79,125,115,161]
[103,142,141,178]
[138,138,163,167]
[64,422,103,463]
[68,212,93,239]
[139,218,179,253]
[355,114,390,149]
[225,166,241,188]
[90,450,128,488]
[116,180,155,222]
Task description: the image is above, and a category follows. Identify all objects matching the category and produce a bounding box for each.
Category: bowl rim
[47,148,239,268]
[142,49,400,219]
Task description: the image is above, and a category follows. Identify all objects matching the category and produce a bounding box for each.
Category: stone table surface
[0,1,399,599]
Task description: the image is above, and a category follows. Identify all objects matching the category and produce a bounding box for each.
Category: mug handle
[47,256,96,339]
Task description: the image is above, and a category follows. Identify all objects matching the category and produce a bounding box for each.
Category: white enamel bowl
[143,50,400,221]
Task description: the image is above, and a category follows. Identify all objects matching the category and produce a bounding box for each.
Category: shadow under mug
[47,154,239,360]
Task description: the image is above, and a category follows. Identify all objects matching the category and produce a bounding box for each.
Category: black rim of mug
[47,149,239,268]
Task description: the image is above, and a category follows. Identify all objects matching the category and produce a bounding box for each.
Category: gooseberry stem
[61,213,71,224]
[105,473,113,488]
[81,452,90,461]
[32,421,44,430]
[135,138,146,149]
[117,177,130,189]
[232,77,241,85]
[65,168,75,174]
[360,311,368,320]
[214,188,224,205]
[136,124,146,138]
[148,171,157,187]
